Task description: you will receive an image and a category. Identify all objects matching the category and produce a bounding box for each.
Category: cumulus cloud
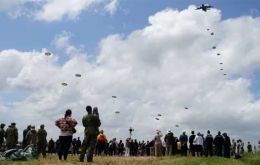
[1,6,260,143]
[0,0,120,21]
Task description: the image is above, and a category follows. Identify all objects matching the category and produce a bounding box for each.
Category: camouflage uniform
[37,125,47,158]
[79,113,101,162]
[5,123,18,149]
[0,124,5,149]
[26,126,38,146]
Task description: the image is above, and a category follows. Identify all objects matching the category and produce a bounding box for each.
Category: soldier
[26,125,38,146]
[0,123,5,150]
[79,105,101,162]
[23,125,31,148]
[5,123,18,149]
[37,124,47,158]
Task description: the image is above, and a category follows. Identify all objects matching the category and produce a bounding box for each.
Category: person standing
[247,142,252,153]
[55,109,77,160]
[204,130,213,157]
[22,125,31,148]
[164,129,174,156]
[76,137,82,154]
[37,124,47,158]
[214,131,224,156]
[154,130,163,157]
[179,131,188,156]
[26,125,38,146]
[48,138,55,154]
[0,123,5,150]
[79,105,101,162]
[97,130,107,155]
[5,123,18,149]
[223,133,231,158]
[189,131,196,156]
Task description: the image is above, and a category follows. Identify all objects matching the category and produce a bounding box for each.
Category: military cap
[0,123,5,127]
[11,122,16,125]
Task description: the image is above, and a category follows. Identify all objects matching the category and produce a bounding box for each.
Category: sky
[0,0,260,145]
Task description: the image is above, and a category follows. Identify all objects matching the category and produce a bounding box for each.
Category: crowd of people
[0,107,260,162]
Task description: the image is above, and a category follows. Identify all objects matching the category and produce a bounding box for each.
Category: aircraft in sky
[196,4,214,12]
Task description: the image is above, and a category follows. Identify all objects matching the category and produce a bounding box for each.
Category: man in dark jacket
[164,129,174,156]
[179,131,188,156]
[189,131,196,156]
[214,131,224,156]
[80,105,101,162]
[204,130,213,157]
[223,133,231,158]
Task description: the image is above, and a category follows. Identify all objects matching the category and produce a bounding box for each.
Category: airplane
[115,111,120,114]
[196,4,214,12]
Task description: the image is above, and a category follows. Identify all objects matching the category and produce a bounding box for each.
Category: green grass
[0,153,259,165]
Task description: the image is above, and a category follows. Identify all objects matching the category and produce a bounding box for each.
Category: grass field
[0,153,259,165]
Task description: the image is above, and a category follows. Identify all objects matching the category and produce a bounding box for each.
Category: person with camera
[55,109,77,160]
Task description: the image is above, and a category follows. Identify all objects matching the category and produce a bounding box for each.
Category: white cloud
[1,6,260,144]
[34,0,100,22]
[0,0,120,21]
[104,0,118,15]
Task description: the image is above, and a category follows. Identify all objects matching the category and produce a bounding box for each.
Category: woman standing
[55,109,77,160]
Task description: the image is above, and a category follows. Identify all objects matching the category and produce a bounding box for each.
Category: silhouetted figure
[37,124,47,158]
[76,137,81,154]
[118,140,124,156]
[214,131,224,156]
[48,138,55,154]
[223,133,231,158]
[189,131,196,156]
[164,129,174,156]
[204,130,213,157]
[179,131,188,156]
[0,123,5,150]
[247,142,252,153]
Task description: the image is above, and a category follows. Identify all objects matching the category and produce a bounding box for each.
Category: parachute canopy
[61,82,68,86]
[44,52,51,56]
[75,74,81,77]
